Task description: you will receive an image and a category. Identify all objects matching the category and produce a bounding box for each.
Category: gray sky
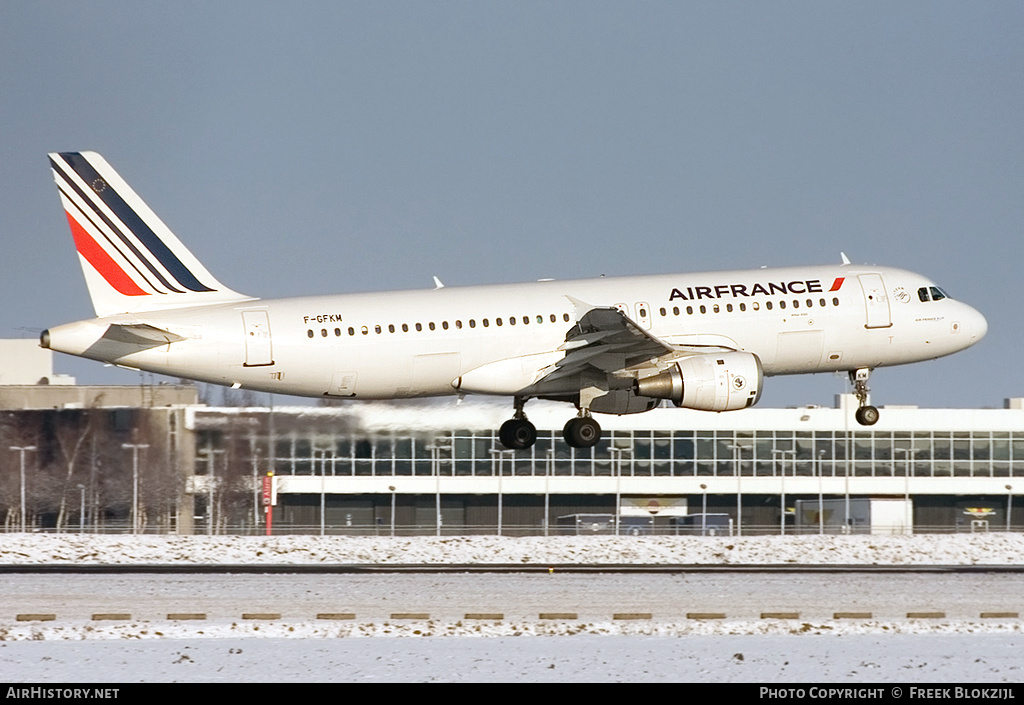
[1,2,1020,409]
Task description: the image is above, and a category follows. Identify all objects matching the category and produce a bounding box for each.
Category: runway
[2,571,1021,623]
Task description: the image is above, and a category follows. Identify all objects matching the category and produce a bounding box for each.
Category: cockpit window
[919,286,949,303]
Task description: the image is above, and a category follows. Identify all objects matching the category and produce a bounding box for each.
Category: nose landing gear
[851,368,879,426]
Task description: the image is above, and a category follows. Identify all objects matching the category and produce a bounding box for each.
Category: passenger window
[699,305,706,314]
[713,304,720,313]
[563,314,570,322]
[442,321,449,330]
[483,319,489,327]
[673,307,680,316]
[415,323,422,332]
[321,329,328,337]
[832,297,839,306]
[659,307,666,316]
[509,317,516,326]
[429,322,436,331]
[792,300,799,309]
[375,325,381,334]
[686,306,693,315]
[402,324,409,332]
[779,301,786,310]
[496,318,503,327]
[766,302,773,310]
[726,304,733,312]
[739,303,746,312]
[752,302,759,311]
[348,327,355,336]
[550,314,556,323]
[335,328,341,336]
[806,299,813,308]
[456,320,463,329]
[361,326,368,335]
[469,320,476,328]
[819,298,826,307]
[388,324,395,333]
[307,330,314,338]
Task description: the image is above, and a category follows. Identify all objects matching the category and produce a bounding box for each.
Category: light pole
[198,447,223,535]
[9,445,36,533]
[817,449,827,535]
[544,448,554,536]
[700,483,707,535]
[425,439,450,536]
[489,448,514,536]
[1007,485,1013,533]
[389,485,396,537]
[727,444,750,537]
[895,448,913,534]
[772,449,794,535]
[608,447,631,536]
[78,484,86,533]
[122,443,149,534]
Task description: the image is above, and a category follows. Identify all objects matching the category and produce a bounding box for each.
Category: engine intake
[635,352,763,411]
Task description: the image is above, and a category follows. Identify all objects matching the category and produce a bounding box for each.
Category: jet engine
[635,352,763,412]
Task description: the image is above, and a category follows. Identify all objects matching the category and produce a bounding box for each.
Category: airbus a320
[40,152,987,449]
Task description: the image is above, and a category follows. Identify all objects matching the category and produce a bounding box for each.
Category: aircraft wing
[531,297,736,387]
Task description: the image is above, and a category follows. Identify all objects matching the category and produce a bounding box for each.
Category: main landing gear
[498,397,537,450]
[497,398,603,450]
[851,368,880,426]
[563,413,601,449]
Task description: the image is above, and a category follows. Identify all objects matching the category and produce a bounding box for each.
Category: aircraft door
[242,310,274,366]
[858,274,892,329]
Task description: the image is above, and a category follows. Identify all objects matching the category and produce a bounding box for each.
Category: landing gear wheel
[855,405,879,426]
[563,416,602,448]
[499,418,537,450]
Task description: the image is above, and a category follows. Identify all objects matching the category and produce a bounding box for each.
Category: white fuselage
[44,263,987,405]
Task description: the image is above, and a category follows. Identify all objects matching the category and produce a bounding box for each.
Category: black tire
[498,418,537,450]
[855,405,880,426]
[563,416,602,448]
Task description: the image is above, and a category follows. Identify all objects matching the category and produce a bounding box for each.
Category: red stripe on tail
[65,212,149,297]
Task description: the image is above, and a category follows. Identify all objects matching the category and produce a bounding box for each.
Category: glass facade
[196,422,1024,480]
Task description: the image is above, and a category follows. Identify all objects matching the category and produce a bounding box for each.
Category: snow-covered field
[3,532,1023,565]
[1,533,1022,682]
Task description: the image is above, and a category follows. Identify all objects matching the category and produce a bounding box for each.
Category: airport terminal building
[184,395,1024,536]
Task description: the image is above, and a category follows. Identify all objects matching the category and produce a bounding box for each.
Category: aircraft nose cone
[966,305,988,345]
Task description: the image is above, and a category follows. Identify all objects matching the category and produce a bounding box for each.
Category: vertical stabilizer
[49,151,254,316]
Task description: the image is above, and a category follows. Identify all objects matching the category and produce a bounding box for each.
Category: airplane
[41,151,988,450]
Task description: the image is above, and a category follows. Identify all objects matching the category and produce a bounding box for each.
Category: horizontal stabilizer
[103,323,186,346]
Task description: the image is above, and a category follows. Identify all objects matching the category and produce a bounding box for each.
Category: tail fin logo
[49,151,251,317]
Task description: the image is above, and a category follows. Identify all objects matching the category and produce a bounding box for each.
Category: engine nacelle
[635,352,763,411]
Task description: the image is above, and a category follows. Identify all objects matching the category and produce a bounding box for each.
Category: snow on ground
[3,633,1021,683]
[1,534,1022,681]
[2,532,1023,565]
